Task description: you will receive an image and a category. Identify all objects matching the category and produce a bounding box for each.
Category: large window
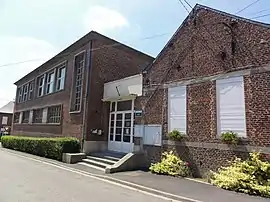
[13,112,20,123]
[45,71,55,94]
[28,81,34,100]
[22,111,30,124]
[56,65,66,91]
[216,76,246,137]
[33,109,43,123]
[22,84,29,102]
[47,105,61,124]
[168,86,187,134]
[17,87,23,103]
[37,75,45,97]
[70,52,85,112]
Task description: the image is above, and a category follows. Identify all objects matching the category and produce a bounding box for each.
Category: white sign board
[1,116,8,125]
[143,125,162,146]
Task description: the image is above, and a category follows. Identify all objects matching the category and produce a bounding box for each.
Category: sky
[0,0,270,107]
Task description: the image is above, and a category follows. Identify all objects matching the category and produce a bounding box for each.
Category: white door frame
[108,99,134,153]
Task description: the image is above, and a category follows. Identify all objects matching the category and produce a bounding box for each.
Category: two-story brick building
[12,31,154,153]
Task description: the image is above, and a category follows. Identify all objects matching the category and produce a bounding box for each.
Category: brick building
[0,101,14,129]
[12,31,154,153]
[136,4,270,176]
[11,4,270,176]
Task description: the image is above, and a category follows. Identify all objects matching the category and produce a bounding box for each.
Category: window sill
[69,111,81,114]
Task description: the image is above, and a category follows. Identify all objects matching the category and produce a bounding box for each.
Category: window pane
[115,135,121,141]
[117,100,132,111]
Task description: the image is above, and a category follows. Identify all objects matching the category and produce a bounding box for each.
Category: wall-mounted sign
[134,110,143,117]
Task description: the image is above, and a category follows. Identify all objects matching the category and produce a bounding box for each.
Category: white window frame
[18,87,23,103]
[216,76,246,137]
[22,84,29,102]
[28,81,34,100]
[37,75,45,97]
[168,85,187,134]
[45,71,55,94]
[56,66,66,91]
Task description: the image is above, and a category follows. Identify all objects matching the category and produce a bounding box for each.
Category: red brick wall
[142,8,270,176]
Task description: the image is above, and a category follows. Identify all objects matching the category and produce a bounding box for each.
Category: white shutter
[216,76,246,137]
[168,86,187,133]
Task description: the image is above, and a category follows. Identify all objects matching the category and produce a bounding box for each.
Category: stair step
[86,156,116,165]
[77,162,105,171]
[82,158,110,168]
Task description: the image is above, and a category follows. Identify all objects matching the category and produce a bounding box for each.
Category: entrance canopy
[103,74,142,101]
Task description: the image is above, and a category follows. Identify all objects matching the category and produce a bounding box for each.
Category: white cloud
[83,6,129,33]
[0,36,57,107]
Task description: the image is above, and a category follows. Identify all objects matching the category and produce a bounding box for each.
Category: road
[0,149,172,202]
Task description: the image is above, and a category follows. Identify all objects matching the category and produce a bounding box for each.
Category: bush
[211,152,270,198]
[168,130,185,141]
[149,151,190,177]
[221,131,239,144]
[1,136,80,161]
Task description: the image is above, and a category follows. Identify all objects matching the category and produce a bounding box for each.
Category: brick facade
[12,32,153,142]
[141,5,270,177]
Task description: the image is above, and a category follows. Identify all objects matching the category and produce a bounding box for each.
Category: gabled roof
[0,101,14,114]
[15,31,154,85]
[146,4,270,72]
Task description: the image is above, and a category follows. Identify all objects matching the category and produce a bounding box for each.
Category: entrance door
[108,100,134,153]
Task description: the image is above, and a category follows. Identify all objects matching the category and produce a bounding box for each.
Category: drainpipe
[81,40,93,152]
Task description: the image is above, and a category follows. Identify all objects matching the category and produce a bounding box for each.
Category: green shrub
[211,152,270,198]
[149,151,190,177]
[168,130,185,141]
[1,136,80,161]
[221,131,239,144]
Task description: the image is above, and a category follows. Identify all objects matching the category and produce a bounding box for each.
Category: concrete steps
[77,151,125,172]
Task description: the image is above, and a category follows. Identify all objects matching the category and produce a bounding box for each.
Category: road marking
[1,149,204,202]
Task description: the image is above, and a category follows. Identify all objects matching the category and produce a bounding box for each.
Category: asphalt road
[0,149,172,202]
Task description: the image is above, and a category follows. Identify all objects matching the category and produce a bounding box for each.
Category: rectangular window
[47,105,61,123]
[33,109,43,123]
[28,81,34,100]
[168,86,187,134]
[216,76,246,137]
[17,87,23,103]
[2,116,8,125]
[13,113,20,123]
[45,71,55,94]
[37,75,45,97]
[70,52,85,112]
[56,65,66,91]
[22,111,30,124]
[22,84,29,102]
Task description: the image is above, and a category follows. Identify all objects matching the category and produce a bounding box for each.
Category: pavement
[0,147,269,202]
[0,148,174,202]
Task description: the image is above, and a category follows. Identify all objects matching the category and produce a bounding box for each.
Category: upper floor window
[28,81,34,100]
[47,105,61,123]
[45,71,55,94]
[56,65,66,91]
[22,110,30,124]
[37,75,45,97]
[70,52,85,112]
[17,87,23,103]
[33,108,43,123]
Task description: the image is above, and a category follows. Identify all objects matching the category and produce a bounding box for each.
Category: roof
[0,101,14,114]
[147,4,270,71]
[14,31,154,85]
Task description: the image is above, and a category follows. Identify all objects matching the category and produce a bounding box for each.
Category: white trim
[104,74,142,86]
[168,85,187,134]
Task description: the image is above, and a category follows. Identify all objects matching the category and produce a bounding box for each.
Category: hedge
[1,136,80,161]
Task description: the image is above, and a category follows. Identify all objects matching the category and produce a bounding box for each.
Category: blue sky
[0,0,270,107]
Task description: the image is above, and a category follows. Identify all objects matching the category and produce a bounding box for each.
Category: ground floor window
[47,105,61,124]
[33,109,43,123]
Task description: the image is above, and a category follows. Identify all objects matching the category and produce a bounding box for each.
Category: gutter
[81,40,93,151]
